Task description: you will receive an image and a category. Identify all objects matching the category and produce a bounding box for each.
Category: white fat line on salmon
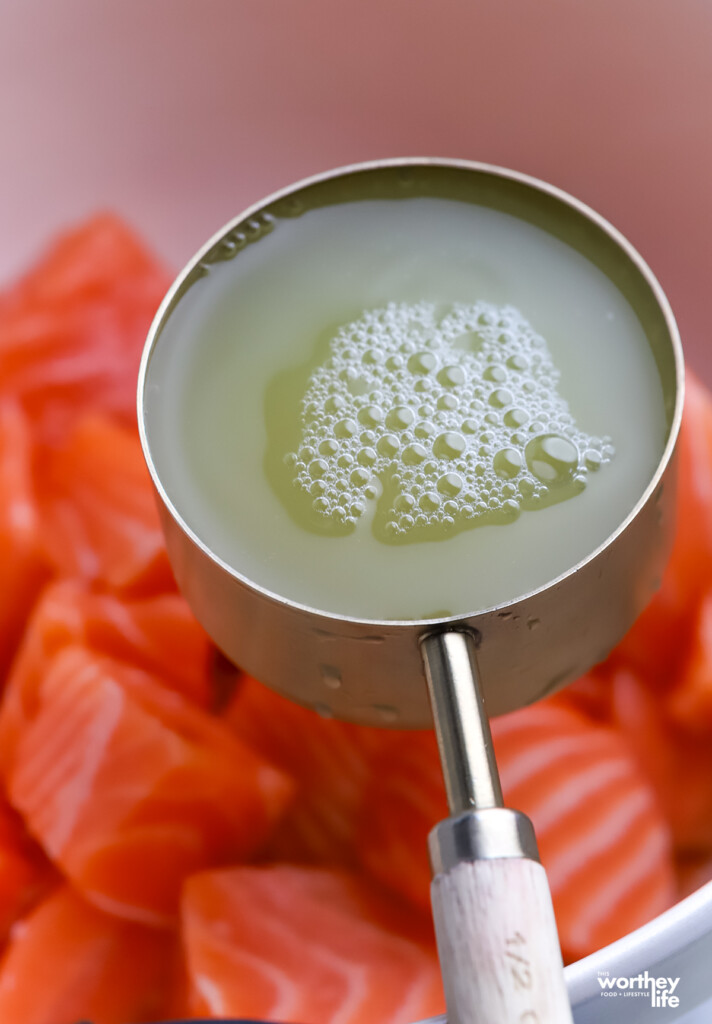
[597,971,681,1008]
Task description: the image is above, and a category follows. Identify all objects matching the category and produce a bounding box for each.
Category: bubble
[526,434,579,484]
[395,494,416,512]
[452,330,484,353]
[504,408,529,428]
[358,405,384,427]
[489,388,513,409]
[362,348,384,365]
[420,492,441,512]
[484,365,507,383]
[438,365,466,388]
[507,354,528,371]
[386,406,415,431]
[351,467,370,487]
[325,396,345,415]
[403,443,428,465]
[434,432,467,460]
[415,420,436,439]
[408,351,437,374]
[438,473,463,496]
[377,433,400,457]
[493,449,523,479]
[335,418,358,438]
[287,300,613,539]
[358,447,377,467]
[437,394,459,411]
[347,376,369,396]
[309,459,328,479]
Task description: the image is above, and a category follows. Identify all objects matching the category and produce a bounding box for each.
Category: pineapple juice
[144,194,666,620]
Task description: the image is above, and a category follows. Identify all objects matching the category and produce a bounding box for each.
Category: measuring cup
[138,159,683,1024]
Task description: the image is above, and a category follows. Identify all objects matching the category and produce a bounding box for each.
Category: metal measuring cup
[138,160,683,1024]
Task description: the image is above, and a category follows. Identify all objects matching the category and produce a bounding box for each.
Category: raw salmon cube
[0,887,175,1024]
[182,865,444,1024]
[8,646,293,926]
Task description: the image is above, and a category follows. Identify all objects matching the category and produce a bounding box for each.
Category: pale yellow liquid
[144,197,666,620]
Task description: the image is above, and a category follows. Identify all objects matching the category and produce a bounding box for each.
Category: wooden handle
[430,857,573,1024]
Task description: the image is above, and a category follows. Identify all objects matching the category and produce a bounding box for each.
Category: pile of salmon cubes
[0,216,709,1024]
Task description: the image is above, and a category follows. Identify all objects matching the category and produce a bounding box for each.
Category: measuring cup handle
[430,839,573,1024]
[421,632,573,1023]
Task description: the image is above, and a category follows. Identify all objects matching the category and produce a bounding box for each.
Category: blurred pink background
[2,0,711,381]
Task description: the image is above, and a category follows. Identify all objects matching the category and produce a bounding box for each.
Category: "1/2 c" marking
[504,932,539,1023]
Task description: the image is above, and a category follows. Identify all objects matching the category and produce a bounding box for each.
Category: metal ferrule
[429,808,540,877]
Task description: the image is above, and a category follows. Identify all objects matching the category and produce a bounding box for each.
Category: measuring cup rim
[137,156,684,630]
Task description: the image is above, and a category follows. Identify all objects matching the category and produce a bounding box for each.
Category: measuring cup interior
[138,160,683,727]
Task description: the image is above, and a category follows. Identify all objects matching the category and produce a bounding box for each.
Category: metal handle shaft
[420,630,503,815]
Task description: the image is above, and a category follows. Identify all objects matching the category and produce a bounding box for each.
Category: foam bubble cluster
[286,302,614,541]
